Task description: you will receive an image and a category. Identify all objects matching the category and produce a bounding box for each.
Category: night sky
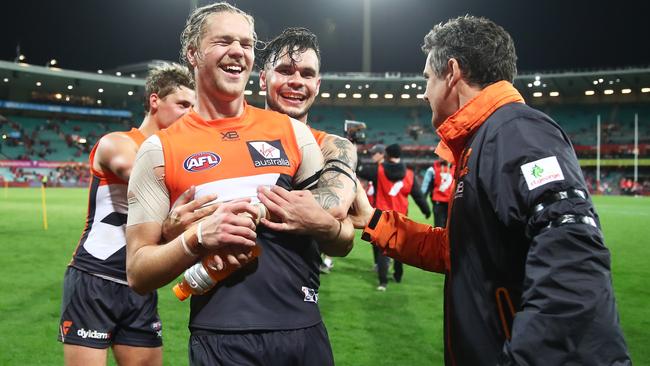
[2,0,646,74]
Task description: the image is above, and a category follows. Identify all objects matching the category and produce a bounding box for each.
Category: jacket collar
[434,81,525,164]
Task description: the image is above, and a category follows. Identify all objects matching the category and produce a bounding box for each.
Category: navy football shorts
[189,322,334,365]
[58,267,162,348]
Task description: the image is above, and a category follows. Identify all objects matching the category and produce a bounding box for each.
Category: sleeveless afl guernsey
[309,126,327,146]
[157,105,323,331]
[69,128,145,284]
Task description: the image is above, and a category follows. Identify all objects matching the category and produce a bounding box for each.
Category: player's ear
[315,77,321,95]
[259,70,267,91]
[149,93,159,111]
[187,48,198,68]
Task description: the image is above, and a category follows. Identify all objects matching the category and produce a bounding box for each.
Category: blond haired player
[125,4,353,365]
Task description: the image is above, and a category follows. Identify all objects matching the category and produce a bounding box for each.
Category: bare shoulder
[96,131,138,159]
[94,131,140,177]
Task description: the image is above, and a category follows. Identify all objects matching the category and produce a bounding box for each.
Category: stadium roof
[2,60,650,116]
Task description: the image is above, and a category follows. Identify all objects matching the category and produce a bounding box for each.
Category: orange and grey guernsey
[69,128,145,284]
[309,126,327,146]
[157,105,324,332]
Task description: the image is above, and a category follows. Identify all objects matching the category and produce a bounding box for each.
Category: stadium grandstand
[1,60,649,194]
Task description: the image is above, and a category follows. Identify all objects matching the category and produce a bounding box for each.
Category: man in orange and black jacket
[353,15,630,366]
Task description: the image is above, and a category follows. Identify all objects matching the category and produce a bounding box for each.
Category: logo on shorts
[151,321,162,338]
[183,152,221,172]
[301,286,319,303]
[59,320,73,341]
[247,140,290,168]
[77,328,111,340]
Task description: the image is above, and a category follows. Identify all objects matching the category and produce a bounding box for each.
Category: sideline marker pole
[41,184,48,230]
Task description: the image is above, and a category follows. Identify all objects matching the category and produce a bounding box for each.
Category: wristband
[197,221,204,246]
[180,232,199,257]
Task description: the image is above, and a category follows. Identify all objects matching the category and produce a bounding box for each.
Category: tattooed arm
[256,122,358,257]
[311,134,358,220]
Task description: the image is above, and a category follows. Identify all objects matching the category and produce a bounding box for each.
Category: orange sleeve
[362,209,449,274]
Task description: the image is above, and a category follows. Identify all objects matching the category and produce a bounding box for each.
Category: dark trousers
[433,201,449,228]
[374,246,402,285]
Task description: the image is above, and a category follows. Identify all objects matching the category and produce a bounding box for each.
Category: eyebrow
[211,35,254,44]
[274,62,317,74]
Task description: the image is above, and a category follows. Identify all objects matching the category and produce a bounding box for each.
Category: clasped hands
[162,183,376,269]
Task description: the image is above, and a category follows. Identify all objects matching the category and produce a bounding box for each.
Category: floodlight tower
[362,0,371,73]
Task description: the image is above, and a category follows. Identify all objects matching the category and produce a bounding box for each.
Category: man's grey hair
[422,15,517,88]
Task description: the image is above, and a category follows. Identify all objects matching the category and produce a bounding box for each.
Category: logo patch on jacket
[247,140,290,168]
[183,152,221,172]
[521,156,564,190]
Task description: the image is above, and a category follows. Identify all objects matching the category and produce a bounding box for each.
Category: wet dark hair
[257,27,321,71]
[422,15,517,88]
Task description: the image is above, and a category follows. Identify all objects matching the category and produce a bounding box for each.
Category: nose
[287,71,304,88]
[228,41,245,58]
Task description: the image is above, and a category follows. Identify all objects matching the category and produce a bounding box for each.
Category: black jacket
[447,102,630,365]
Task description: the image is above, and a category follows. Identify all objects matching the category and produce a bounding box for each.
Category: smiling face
[423,52,456,129]
[260,47,321,122]
[188,11,255,103]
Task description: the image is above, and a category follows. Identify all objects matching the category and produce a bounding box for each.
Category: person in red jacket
[359,143,430,290]
[421,159,454,227]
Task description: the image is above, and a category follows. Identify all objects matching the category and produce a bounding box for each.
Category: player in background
[58,63,194,366]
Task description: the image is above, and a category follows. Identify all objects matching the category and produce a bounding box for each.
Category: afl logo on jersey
[183,152,221,172]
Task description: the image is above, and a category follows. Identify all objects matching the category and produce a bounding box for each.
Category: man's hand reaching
[161,186,219,241]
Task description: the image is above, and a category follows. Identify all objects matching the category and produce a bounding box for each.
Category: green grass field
[0,188,647,365]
